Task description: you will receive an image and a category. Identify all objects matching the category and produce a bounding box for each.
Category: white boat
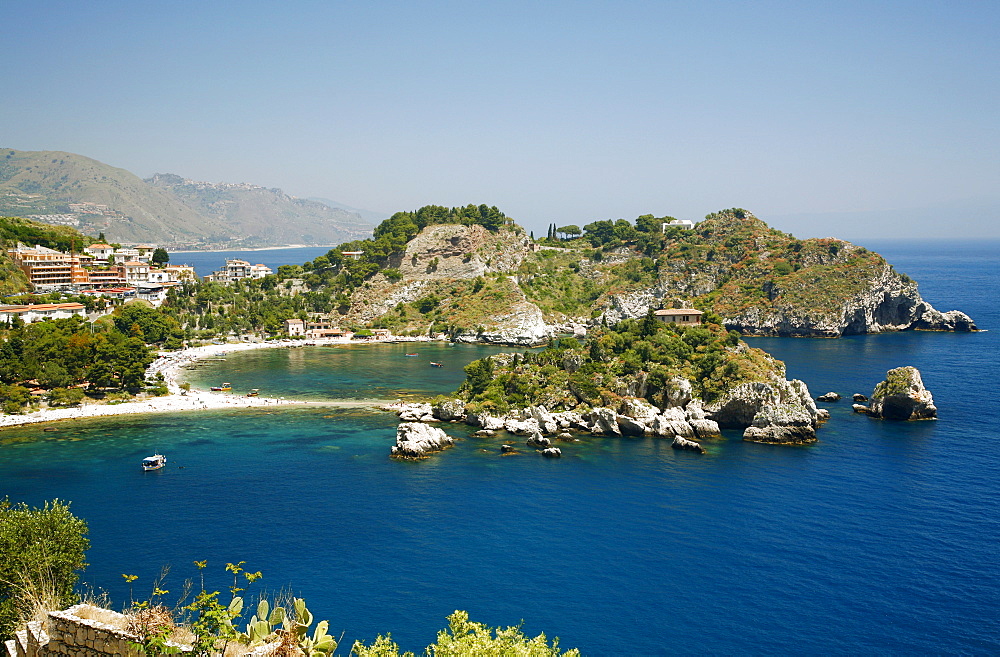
[142,454,166,471]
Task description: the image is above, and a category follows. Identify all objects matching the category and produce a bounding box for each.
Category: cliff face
[348,223,552,345]
[588,210,976,337]
[722,263,976,337]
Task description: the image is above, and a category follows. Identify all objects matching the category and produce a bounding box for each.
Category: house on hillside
[654,308,703,326]
[284,318,305,336]
[663,219,696,231]
[0,302,87,324]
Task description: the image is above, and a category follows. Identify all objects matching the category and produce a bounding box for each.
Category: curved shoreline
[0,337,427,430]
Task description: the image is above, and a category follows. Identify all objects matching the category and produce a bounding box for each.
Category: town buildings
[205,259,274,284]
[7,244,193,298]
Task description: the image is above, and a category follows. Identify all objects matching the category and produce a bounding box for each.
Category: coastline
[0,336,430,430]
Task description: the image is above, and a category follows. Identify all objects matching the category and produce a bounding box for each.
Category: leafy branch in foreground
[352,609,579,656]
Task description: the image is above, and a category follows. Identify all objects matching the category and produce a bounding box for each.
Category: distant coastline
[172,244,340,254]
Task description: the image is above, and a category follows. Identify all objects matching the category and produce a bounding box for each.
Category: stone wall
[45,604,141,656]
[2,604,191,656]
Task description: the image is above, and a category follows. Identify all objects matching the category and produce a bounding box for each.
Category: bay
[170,246,332,277]
[1,241,998,654]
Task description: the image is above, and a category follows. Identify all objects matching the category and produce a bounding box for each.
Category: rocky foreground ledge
[384,377,826,457]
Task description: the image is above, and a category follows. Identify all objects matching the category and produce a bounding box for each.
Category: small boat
[246,389,259,397]
[404,353,418,357]
[430,362,444,368]
[142,454,166,471]
[210,382,232,391]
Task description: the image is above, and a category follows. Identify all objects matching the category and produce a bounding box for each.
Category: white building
[122,261,150,283]
[206,259,274,284]
[0,302,87,324]
[663,219,696,231]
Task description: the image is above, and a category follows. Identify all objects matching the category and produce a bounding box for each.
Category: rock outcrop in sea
[705,379,820,444]
[867,366,937,420]
[390,422,455,458]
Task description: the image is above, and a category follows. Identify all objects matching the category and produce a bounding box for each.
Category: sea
[1,239,998,655]
[171,247,334,277]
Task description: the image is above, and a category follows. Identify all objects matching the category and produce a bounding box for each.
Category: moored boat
[246,389,259,397]
[430,362,444,368]
[142,454,166,471]
[210,382,232,391]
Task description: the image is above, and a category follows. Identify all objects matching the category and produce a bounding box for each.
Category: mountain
[145,174,374,248]
[307,197,388,224]
[0,149,373,248]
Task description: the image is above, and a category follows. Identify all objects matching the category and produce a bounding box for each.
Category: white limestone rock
[391,422,455,458]
[689,419,722,439]
[397,403,435,422]
[742,404,817,444]
[526,431,552,448]
[433,398,467,422]
[671,435,706,454]
[586,407,621,435]
[868,366,937,420]
[504,417,541,435]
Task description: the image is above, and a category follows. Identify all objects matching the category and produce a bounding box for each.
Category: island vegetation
[458,310,779,416]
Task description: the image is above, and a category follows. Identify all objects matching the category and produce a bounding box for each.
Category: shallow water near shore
[1,241,999,654]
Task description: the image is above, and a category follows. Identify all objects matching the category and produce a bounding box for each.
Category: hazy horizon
[3,1,998,240]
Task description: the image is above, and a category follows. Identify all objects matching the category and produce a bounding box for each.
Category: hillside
[155,204,975,345]
[0,149,372,248]
[145,174,373,247]
[336,207,975,339]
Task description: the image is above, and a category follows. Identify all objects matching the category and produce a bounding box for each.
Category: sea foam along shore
[0,336,422,430]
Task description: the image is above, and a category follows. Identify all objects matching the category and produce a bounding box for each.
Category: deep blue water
[1,241,999,654]
[171,246,332,277]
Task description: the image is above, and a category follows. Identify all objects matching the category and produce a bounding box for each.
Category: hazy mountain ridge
[145,173,373,247]
[0,149,374,248]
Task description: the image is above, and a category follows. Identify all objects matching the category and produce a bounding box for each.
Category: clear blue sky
[3,0,998,239]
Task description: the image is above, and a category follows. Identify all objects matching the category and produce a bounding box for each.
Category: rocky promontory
[585,210,976,337]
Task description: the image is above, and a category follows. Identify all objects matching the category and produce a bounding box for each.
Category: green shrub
[0,499,89,640]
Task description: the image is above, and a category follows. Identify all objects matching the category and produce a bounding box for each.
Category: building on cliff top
[654,308,703,325]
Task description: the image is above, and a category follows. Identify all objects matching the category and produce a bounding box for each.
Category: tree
[0,499,89,640]
[151,248,169,266]
[558,225,581,240]
[353,610,579,656]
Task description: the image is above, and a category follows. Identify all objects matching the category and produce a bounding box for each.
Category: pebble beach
[0,337,411,429]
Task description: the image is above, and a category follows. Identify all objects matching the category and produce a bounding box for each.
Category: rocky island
[388,312,825,457]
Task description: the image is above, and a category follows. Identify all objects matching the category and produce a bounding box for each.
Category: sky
[2,0,999,240]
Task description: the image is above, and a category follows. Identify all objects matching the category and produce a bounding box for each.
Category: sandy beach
[0,336,428,430]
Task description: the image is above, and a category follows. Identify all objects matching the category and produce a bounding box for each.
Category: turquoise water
[1,242,999,654]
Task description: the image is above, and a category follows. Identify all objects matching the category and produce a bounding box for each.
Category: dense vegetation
[458,311,781,415]
[0,303,181,412]
[163,205,514,337]
[0,499,89,640]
